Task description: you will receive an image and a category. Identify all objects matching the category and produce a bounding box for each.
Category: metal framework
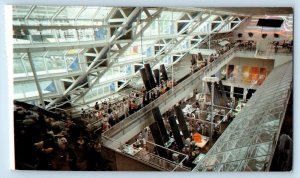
[12,6,247,108]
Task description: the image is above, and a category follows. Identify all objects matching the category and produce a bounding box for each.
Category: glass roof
[56,6,83,19]
[77,7,99,20]
[193,61,292,172]
[93,7,113,20]
[11,5,249,105]
[30,6,60,19]
[13,5,32,18]
[159,11,183,21]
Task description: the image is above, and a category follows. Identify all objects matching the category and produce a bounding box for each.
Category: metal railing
[102,47,236,140]
[101,135,190,171]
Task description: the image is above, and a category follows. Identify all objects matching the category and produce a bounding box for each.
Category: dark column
[140,68,151,91]
[153,69,160,86]
[149,122,168,158]
[144,63,156,89]
[219,80,229,105]
[214,82,223,106]
[160,64,168,81]
[173,105,190,139]
[191,54,197,65]
[168,115,184,150]
[151,107,169,143]
[192,54,197,61]
[207,82,222,106]
[198,52,203,61]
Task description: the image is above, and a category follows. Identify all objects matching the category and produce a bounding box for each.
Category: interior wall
[115,152,159,171]
[224,57,275,86]
[101,146,160,171]
[228,57,275,74]
[101,146,117,171]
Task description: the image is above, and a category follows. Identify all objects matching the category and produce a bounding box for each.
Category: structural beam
[24,5,36,20]
[27,52,46,108]
[45,8,161,108]
[71,8,164,103]
[13,24,125,30]
[14,39,132,53]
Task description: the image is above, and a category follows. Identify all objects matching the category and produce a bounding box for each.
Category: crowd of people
[122,91,237,169]
[237,40,256,51]
[237,39,293,54]
[80,78,177,134]
[190,42,236,74]
[80,41,238,138]
[18,94,160,170]
[14,104,111,170]
[114,42,238,167]
[148,84,238,168]
[272,40,293,53]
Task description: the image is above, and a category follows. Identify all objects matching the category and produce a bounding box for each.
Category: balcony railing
[102,47,236,141]
[101,135,191,171]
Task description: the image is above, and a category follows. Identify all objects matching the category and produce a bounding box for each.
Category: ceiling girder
[46,8,165,108]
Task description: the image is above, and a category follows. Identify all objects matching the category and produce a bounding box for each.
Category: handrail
[172,156,188,171]
[102,47,236,139]
[101,134,190,171]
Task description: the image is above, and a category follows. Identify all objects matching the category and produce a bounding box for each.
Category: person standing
[274,42,279,53]
[94,102,100,111]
